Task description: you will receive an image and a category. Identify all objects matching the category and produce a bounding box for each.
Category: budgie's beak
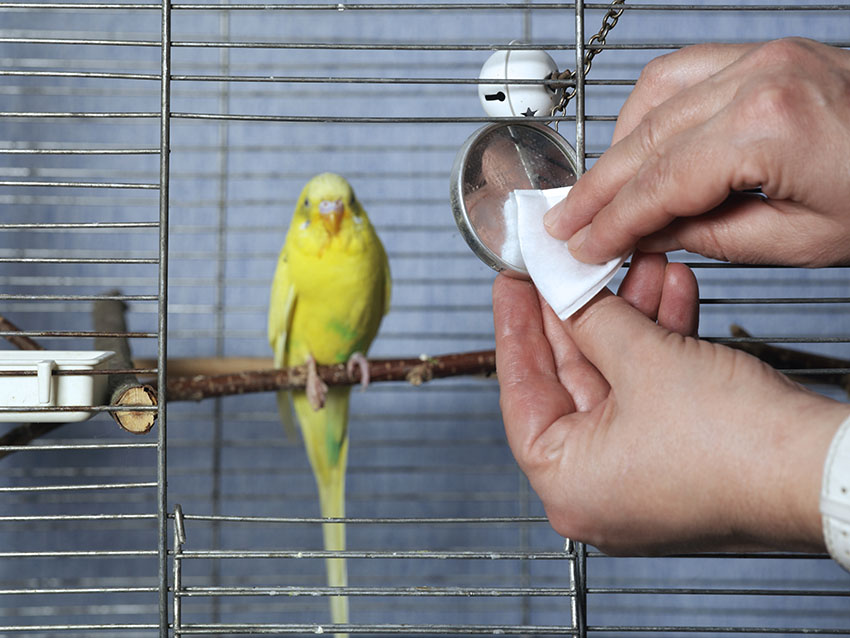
[319,199,345,236]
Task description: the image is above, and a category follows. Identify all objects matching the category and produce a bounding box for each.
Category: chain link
[550,0,626,115]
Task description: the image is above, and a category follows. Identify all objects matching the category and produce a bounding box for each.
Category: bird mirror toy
[451,45,580,278]
[450,121,579,278]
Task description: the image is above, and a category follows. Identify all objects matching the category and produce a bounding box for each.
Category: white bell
[478,47,561,118]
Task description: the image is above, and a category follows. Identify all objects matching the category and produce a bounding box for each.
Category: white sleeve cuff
[820,413,850,572]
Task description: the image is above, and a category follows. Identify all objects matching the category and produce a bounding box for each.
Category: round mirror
[450,122,579,277]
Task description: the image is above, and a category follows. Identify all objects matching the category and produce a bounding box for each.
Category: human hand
[543,38,850,267]
[493,252,849,555]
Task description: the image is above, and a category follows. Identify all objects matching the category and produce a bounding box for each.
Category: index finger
[492,275,576,464]
[544,44,754,246]
[565,288,671,390]
[613,43,755,144]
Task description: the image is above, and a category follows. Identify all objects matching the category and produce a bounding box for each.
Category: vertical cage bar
[574,0,587,174]
[519,473,532,632]
[573,1,588,636]
[158,0,173,634]
[173,544,182,636]
[574,542,588,637]
[521,9,534,635]
[210,11,232,625]
[173,505,186,636]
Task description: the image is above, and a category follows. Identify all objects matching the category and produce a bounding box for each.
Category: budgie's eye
[303,198,310,208]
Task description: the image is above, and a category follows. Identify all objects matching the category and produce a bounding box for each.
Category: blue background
[0,1,848,635]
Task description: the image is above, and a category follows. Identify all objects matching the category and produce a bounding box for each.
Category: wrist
[821,412,850,571]
[737,397,847,553]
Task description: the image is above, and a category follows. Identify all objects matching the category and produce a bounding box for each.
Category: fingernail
[542,205,562,232]
[567,225,589,256]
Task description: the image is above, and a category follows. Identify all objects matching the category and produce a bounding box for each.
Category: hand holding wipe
[506,186,627,319]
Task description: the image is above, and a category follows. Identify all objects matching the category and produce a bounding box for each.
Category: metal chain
[550,0,626,115]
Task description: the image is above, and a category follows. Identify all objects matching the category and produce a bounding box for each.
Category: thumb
[565,289,671,388]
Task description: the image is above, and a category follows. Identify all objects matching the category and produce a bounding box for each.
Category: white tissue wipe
[513,186,626,320]
[500,191,525,270]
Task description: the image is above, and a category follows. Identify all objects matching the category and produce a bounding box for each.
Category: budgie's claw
[306,355,328,411]
[346,352,370,390]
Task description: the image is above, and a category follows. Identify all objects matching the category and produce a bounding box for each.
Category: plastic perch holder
[0,350,115,422]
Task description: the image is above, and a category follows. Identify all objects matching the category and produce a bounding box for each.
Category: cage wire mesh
[1,0,850,636]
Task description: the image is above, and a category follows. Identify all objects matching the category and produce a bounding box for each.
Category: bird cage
[1,1,849,637]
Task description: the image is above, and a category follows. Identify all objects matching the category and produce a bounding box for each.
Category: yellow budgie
[268,173,391,635]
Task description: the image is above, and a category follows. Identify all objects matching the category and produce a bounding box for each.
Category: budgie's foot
[346,352,370,390]
[306,355,328,411]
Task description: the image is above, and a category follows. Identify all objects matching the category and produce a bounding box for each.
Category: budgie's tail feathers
[319,464,348,637]
[294,387,350,637]
[323,518,348,636]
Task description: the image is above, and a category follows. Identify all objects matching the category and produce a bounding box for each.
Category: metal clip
[35,359,56,405]
[174,503,187,547]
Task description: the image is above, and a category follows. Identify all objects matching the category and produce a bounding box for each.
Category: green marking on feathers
[326,420,344,466]
[327,318,357,343]
[321,389,348,468]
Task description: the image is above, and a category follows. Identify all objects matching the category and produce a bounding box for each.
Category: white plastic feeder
[0,350,115,422]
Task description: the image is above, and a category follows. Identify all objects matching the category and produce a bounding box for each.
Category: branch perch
[163,351,497,402]
[2,312,849,459]
[160,324,850,401]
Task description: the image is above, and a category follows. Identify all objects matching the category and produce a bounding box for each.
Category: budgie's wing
[268,248,299,440]
[381,244,392,316]
[353,198,392,318]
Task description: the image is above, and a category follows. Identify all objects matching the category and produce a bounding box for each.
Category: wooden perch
[93,292,157,435]
[2,307,849,457]
[163,350,497,402]
[134,356,272,379]
[155,329,850,402]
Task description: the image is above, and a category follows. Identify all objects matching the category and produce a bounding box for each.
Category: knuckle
[635,50,684,94]
[692,219,733,263]
[636,44,715,94]
[569,294,612,340]
[632,112,665,159]
[633,145,667,189]
[544,503,590,542]
[732,39,824,136]
[635,55,668,92]
[516,444,544,475]
[522,430,561,474]
[749,37,816,70]
[500,411,550,475]
[736,77,801,139]
[631,146,675,213]
[723,98,803,199]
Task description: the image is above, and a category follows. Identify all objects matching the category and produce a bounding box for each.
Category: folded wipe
[505,186,626,320]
